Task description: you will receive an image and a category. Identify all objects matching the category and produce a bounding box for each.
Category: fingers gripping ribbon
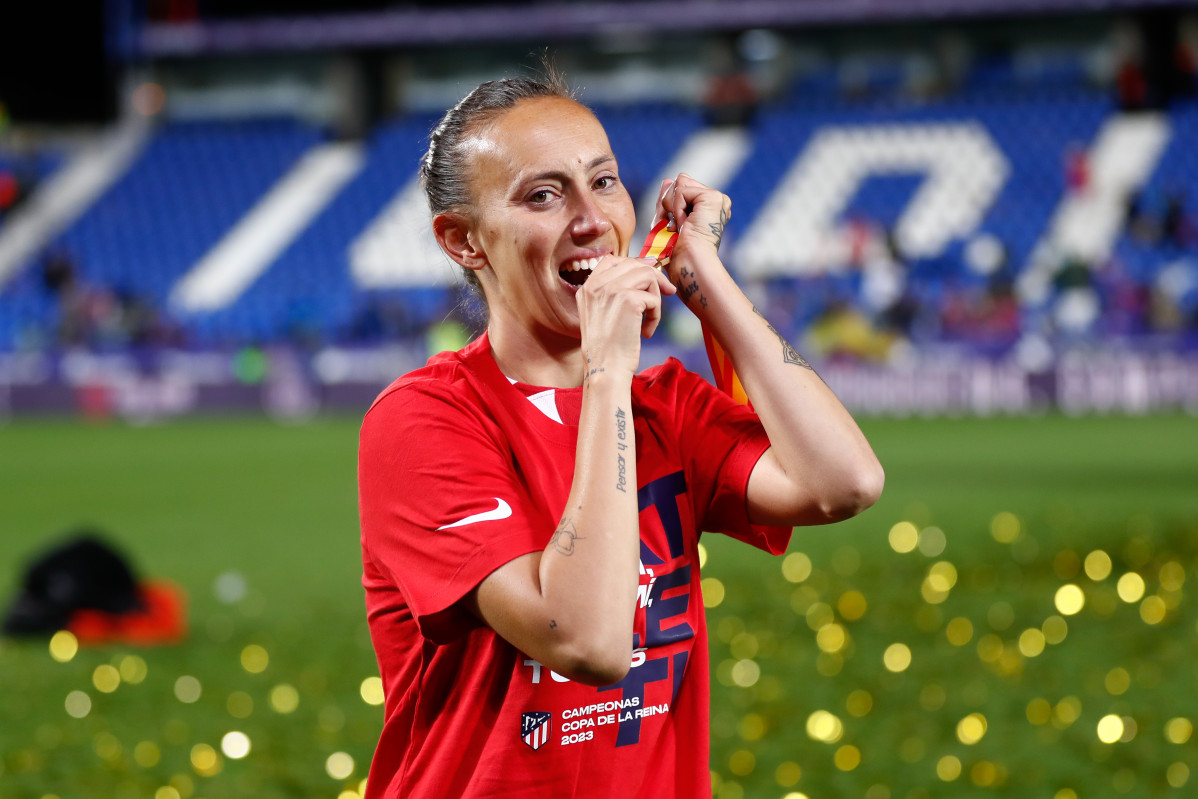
[638,220,751,408]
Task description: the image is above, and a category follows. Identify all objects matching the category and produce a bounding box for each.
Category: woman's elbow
[552,639,632,687]
[820,461,885,522]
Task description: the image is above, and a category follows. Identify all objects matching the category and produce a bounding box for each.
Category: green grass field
[2,413,1196,799]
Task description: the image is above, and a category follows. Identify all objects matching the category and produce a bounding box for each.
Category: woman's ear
[433,213,487,273]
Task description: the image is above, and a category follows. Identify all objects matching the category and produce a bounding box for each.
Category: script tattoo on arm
[615,408,629,493]
[708,204,730,250]
[550,517,583,556]
[753,306,813,370]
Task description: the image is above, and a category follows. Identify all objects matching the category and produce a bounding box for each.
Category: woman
[358,71,883,799]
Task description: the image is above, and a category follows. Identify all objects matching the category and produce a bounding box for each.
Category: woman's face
[464,96,636,340]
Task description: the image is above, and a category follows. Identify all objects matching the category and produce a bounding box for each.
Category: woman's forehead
[470,97,615,181]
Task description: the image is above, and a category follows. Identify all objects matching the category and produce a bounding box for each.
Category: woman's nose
[569,192,613,240]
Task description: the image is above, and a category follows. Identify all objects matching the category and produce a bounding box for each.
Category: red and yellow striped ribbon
[638,219,751,407]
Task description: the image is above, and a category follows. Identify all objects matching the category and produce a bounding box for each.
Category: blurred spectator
[703,47,759,127]
[1116,55,1149,110]
[1063,143,1090,195]
[1162,190,1195,249]
[39,249,183,350]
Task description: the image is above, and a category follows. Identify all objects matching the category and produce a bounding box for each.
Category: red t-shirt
[358,333,790,798]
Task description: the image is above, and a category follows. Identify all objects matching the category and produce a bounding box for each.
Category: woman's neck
[486,316,584,388]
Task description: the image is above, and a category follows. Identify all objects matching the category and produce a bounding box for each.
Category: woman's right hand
[575,256,677,380]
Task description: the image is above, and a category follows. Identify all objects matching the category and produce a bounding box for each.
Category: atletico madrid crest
[521,711,551,751]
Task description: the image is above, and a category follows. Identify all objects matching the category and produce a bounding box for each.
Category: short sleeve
[358,378,544,643]
[666,362,792,555]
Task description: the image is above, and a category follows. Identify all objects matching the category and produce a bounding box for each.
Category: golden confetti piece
[337,791,359,799]
[731,659,760,688]
[1140,595,1167,624]
[729,749,756,776]
[221,731,250,759]
[1054,584,1085,615]
[119,655,148,684]
[775,761,801,787]
[1167,762,1190,788]
[269,684,299,714]
[1165,717,1193,744]
[899,736,925,763]
[782,793,809,799]
[720,784,746,799]
[927,561,958,592]
[957,713,988,744]
[945,617,973,646]
[834,745,861,771]
[64,690,91,719]
[846,689,873,718]
[971,761,1001,787]
[837,590,867,621]
[170,774,193,799]
[990,511,1021,543]
[701,578,725,608]
[1105,667,1131,695]
[1042,615,1068,644]
[737,713,766,742]
[191,743,222,777]
[697,543,707,568]
[976,634,1003,663]
[816,652,844,676]
[729,633,759,660]
[1054,790,1078,799]
[1160,561,1185,591]
[1116,572,1146,603]
[227,691,254,718]
[1026,697,1052,725]
[155,787,181,799]
[782,552,812,583]
[805,710,844,744]
[883,643,911,672]
[49,631,78,663]
[93,731,121,761]
[1018,628,1046,657]
[936,755,962,781]
[919,684,946,712]
[174,676,202,704]
[888,522,919,554]
[93,664,121,694]
[134,741,161,768]
[240,644,269,674]
[1097,714,1124,743]
[918,526,947,557]
[816,623,847,654]
[1053,697,1082,728]
[805,603,834,632]
[326,752,355,780]
[360,676,385,706]
[1084,550,1112,581]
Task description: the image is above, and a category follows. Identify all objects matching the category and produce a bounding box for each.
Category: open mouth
[559,257,600,288]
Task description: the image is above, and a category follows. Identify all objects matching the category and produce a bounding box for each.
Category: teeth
[565,257,600,272]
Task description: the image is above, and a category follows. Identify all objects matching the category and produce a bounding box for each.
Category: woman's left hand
[654,173,731,263]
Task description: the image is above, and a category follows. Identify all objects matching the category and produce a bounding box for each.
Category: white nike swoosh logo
[437,498,513,530]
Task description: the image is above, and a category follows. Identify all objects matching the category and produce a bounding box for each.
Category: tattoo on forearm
[753,307,813,370]
[550,518,583,556]
[549,619,558,629]
[583,357,605,385]
[615,408,629,493]
[678,265,701,305]
[708,205,730,250]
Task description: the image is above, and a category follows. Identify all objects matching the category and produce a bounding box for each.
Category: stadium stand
[0,51,1195,399]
